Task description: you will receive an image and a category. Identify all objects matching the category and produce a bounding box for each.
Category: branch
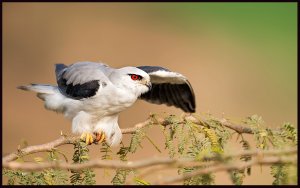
[120,118,152,134]
[123,113,254,134]
[156,155,297,185]
[3,157,176,171]
[3,148,297,172]
[138,148,298,184]
[2,117,152,163]
[2,136,78,163]
[182,114,253,134]
[1,114,256,163]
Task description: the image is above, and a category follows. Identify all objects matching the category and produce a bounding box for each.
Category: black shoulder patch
[57,78,100,100]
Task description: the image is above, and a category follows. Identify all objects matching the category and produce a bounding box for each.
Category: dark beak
[146,82,152,90]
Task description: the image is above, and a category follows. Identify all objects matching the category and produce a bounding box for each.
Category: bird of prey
[18,61,195,146]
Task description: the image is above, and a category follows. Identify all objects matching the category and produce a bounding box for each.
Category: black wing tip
[183,108,196,113]
[179,102,196,113]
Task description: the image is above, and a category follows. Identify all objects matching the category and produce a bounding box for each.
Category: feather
[137,66,196,113]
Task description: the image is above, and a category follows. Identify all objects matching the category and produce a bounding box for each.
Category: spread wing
[137,66,196,113]
[55,62,112,100]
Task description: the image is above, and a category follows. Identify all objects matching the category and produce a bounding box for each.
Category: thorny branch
[2,114,252,163]
[155,155,297,185]
[3,148,297,173]
[2,119,152,163]
[2,114,297,185]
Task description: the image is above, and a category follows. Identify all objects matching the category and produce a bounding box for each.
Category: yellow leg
[94,130,106,144]
[80,132,94,145]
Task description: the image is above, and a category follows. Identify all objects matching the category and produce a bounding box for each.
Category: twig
[2,136,78,163]
[121,119,153,134]
[3,157,177,171]
[156,155,297,185]
[3,148,296,172]
[220,119,253,134]
[2,118,152,163]
[183,114,253,134]
[222,147,297,159]
[0,114,271,164]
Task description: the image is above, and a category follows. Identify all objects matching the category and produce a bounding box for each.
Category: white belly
[62,85,137,120]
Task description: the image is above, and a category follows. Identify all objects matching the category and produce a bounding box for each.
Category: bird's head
[110,67,151,97]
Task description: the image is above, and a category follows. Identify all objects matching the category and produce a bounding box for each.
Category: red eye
[131,74,140,80]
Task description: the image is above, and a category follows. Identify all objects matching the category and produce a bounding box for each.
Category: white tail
[18,84,65,113]
[18,84,57,100]
[18,84,55,94]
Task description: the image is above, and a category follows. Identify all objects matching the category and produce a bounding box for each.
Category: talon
[89,134,94,145]
[95,132,101,142]
[99,133,106,143]
[80,132,94,145]
[80,133,86,140]
[86,134,91,145]
[94,131,106,144]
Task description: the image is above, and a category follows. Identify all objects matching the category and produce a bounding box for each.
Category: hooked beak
[146,81,152,90]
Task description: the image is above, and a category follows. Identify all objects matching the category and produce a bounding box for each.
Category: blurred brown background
[3,3,297,185]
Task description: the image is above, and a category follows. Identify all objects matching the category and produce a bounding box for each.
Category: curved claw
[94,131,106,144]
[80,133,94,145]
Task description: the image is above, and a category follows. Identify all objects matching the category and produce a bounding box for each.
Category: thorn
[60,130,67,137]
[236,134,240,142]
[207,110,211,116]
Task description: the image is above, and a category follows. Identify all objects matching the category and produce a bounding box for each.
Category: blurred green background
[3,2,297,185]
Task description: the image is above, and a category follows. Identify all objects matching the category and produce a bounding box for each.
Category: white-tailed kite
[18,62,195,146]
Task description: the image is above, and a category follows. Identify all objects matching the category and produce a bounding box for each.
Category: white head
[109,67,151,97]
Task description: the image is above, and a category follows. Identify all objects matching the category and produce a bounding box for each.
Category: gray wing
[137,66,196,113]
[55,62,112,100]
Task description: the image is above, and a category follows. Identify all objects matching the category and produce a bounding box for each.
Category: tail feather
[18,84,65,112]
[17,84,56,94]
[17,85,29,90]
